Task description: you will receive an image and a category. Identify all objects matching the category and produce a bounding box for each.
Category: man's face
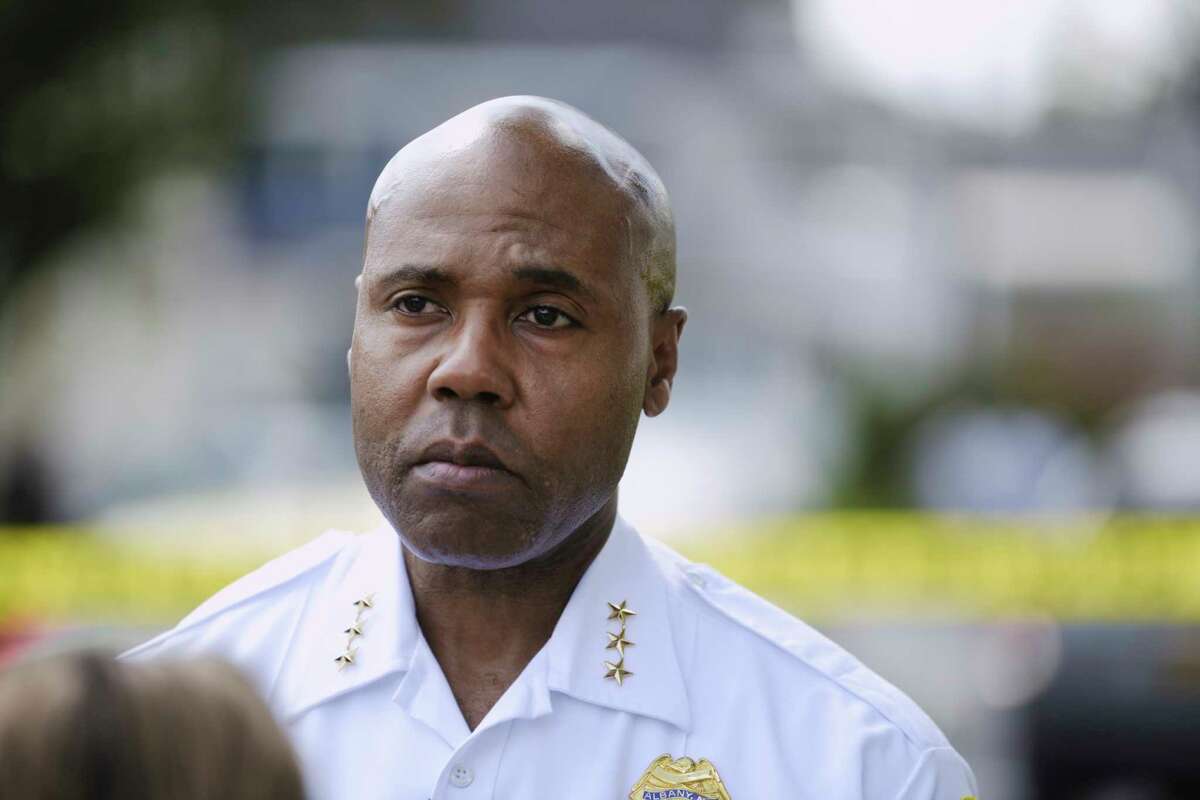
[350,136,655,569]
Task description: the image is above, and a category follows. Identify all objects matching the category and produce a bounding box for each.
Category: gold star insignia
[353,593,375,610]
[334,647,357,670]
[606,600,637,623]
[604,658,632,686]
[606,629,634,656]
[344,620,364,639]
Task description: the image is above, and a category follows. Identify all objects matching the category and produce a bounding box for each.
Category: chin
[388,505,547,570]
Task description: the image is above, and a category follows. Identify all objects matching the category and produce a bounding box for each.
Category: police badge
[628,754,732,800]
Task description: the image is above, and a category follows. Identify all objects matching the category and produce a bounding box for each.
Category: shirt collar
[543,514,692,731]
[277,515,691,733]
[276,524,414,721]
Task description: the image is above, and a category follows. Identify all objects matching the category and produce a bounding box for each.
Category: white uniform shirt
[123,516,978,800]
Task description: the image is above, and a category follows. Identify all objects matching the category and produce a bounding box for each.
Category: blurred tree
[0,1,254,309]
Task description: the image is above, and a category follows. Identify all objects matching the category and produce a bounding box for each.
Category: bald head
[365,96,676,312]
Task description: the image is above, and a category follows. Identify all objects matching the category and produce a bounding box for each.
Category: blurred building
[2,0,1200,530]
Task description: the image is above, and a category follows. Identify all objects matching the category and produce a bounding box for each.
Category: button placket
[432,719,513,799]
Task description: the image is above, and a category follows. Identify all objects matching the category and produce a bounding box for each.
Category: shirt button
[688,571,707,589]
[448,764,474,788]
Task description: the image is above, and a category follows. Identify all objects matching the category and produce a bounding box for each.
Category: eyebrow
[370,264,455,291]
[513,266,596,301]
[371,263,596,302]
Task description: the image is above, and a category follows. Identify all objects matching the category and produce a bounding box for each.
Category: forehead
[364,135,638,290]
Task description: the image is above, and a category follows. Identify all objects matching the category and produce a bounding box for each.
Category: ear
[643,306,687,417]
[348,273,363,375]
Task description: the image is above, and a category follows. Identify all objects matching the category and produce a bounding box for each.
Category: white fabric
[123,516,979,800]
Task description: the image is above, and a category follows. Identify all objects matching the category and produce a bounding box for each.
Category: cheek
[518,341,644,465]
[350,330,428,432]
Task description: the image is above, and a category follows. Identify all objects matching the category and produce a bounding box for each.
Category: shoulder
[120,529,361,689]
[643,536,976,797]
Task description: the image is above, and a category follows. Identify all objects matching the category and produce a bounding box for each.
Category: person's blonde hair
[0,651,305,799]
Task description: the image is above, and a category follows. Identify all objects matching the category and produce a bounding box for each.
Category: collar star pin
[604,657,632,686]
[336,591,375,671]
[606,629,634,657]
[334,647,357,671]
[607,599,637,623]
[604,599,637,686]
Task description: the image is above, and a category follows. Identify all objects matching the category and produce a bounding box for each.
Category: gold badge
[629,754,732,800]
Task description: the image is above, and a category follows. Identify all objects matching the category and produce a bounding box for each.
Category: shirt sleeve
[890,746,980,800]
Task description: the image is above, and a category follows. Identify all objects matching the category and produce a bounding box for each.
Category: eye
[518,305,577,329]
[391,294,445,316]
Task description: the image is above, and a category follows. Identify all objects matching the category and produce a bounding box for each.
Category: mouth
[411,439,518,492]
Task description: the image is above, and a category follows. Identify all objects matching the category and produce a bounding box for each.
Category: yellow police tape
[2,514,1200,623]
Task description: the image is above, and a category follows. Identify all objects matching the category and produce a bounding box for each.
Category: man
[125,96,978,799]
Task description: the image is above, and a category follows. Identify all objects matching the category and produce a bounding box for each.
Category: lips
[416,440,511,473]
[410,438,518,489]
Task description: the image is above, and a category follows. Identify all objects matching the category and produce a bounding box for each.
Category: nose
[426,316,515,408]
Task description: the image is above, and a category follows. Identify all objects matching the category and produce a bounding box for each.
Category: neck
[403,498,617,729]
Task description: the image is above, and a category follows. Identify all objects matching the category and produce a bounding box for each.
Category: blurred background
[4,1,1200,797]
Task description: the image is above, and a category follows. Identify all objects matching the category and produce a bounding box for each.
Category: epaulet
[674,556,950,750]
[124,529,354,656]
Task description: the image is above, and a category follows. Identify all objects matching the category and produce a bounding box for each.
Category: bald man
[125,97,978,800]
